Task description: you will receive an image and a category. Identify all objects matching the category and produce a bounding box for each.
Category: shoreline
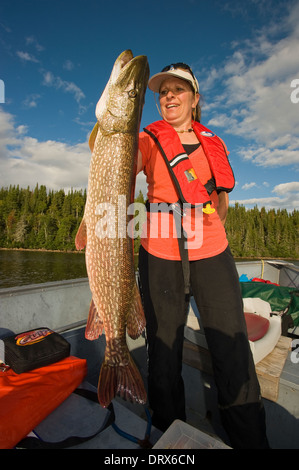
[0,246,297,261]
[0,247,84,254]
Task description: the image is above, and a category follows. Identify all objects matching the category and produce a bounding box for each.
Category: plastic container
[153,420,230,449]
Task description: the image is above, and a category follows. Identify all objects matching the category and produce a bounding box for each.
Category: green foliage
[0,185,86,251]
[0,185,298,258]
[225,203,299,259]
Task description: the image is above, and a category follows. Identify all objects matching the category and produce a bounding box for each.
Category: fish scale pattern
[75,50,149,407]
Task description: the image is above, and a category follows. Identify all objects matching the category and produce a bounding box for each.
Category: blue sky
[1,0,299,211]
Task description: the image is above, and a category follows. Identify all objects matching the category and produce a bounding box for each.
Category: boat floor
[31,381,163,449]
[30,380,226,450]
[30,322,299,450]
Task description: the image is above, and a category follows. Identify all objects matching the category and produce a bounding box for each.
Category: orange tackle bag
[0,356,87,449]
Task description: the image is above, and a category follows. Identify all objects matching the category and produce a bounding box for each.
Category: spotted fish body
[75,50,149,407]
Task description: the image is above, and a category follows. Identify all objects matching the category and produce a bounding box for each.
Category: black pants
[138,245,269,449]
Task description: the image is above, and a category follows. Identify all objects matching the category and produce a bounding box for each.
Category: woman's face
[159,77,199,129]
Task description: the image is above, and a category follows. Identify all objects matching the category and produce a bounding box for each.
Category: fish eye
[128,90,137,98]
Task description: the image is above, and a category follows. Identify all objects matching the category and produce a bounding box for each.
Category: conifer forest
[0,184,298,259]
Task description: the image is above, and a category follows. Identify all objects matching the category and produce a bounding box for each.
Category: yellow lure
[202,203,215,214]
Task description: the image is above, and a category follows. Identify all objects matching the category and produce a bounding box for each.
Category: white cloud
[42,70,85,103]
[238,144,299,167]
[230,196,299,212]
[0,107,147,198]
[242,182,257,190]
[42,71,54,85]
[16,51,39,63]
[273,181,299,195]
[231,180,299,211]
[135,172,147,197]
[63,60,75,71]
[205,2,299,169]
[0,108,90,191]
[22,94,41,109]
[25,36,44,52]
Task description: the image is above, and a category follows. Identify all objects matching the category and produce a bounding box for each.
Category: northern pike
[75,50,149,407]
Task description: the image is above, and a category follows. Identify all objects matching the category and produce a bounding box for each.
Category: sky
[0,0,299,212]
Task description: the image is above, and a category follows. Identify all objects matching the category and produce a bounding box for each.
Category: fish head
[95,50,149,135]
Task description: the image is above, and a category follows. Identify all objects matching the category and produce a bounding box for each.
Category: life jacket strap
[145,201,190,295]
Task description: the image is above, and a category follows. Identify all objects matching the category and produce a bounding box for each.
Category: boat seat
[185,297,282,364]
[244,312,270,341]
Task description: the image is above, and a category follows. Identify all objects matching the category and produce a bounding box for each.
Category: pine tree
[0,186,298,257]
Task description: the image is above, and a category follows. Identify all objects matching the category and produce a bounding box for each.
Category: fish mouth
[96,50,149,129]
[115,50,135,74]
[114,50,149,87]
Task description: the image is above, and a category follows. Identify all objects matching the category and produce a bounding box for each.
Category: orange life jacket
[143,120,235,208]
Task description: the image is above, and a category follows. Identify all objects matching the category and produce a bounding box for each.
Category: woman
[137,63,269,448]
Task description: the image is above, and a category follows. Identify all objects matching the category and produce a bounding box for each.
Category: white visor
[148,67,199,94]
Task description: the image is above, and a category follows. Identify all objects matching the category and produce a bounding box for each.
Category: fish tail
[126,283,146,339]
[85,299,104,340]
[97,343,147,408]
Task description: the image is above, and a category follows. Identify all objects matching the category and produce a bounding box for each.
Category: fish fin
[126,283,146,339]
[97,343,147,408]
[75,218,87,250]
[89,122,99,152]
[85,299,104,340]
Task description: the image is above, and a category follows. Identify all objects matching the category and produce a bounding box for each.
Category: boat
[0,259,299,449]
[185,259,299,365]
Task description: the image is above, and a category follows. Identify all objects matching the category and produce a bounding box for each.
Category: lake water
[0,249,298,289]
[0,250,87,288]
